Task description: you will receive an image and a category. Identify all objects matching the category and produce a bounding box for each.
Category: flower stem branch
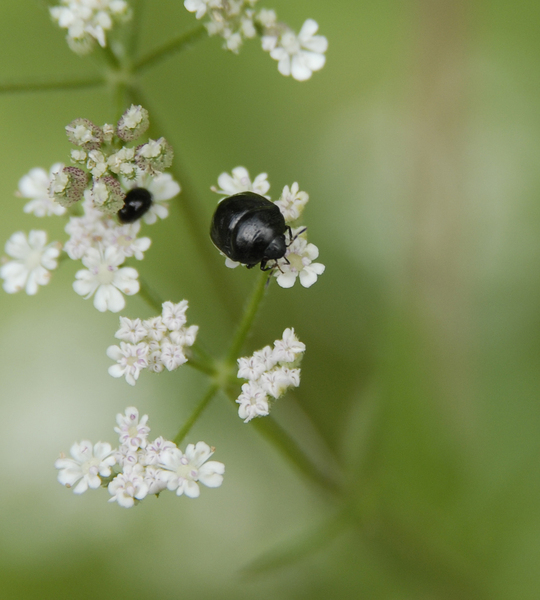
[0,76,103,94]
[223,388,338,496]
[173,383,220,445]
[133,25,207,73]
[226,271,269,364]
[137,275,164,312]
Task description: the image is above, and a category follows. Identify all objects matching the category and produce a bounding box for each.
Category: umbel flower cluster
[1,105,181,312]
[49,0,328,82]
[55,407,225,507]
[184,1,328,81]
[236,328,305,422]
[50,0,132,54]
[211,166,325,288]
[107,301,199,385]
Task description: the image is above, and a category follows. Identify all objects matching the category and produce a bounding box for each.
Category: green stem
[223,388,338,495]
[0,76,103,94]
[226,271,268,364]
[126,85,241,321]
[137,275,164,312]
[133,25,207,73]
[173,383,220,445]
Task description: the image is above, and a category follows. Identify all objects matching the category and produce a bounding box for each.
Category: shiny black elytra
[117,187,153,224]
[210,192,288,270]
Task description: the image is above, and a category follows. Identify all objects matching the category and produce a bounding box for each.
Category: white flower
[274,182,309,223]
[184,0,211,20]
[55,440,116,494]
[144,436,177,466]
[273,327,305,363]
[143,316,167,341]
[1,230,61,295]
[114,407,150,449]
[169,324,198,347]
[18,163,66,217]
[274,229,325,288]
[211,166,270,198]
[107,342,149,386]
[161,300,188,330]
[108,466,149,508]
[260,366,300,398]
[115,316,147,343]
[267,19,328,81]
[73,246,139,312]
[237,353,268,381]
[160,342,187,371]
[144,465,169,495]
[236,381,269,422]
[107,221,151,260]
[160,442,225,498]
[114,444,143,469]
[50,0,132,54]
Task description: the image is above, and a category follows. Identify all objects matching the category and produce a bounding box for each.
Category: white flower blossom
[236,381,270,422]
[161,300,188,330]
[274,182,309,223]
[115,316,147,343]
[114,407,150,449]
[160,442,225,498]
[107,342,149,386]
[144,437,177,466]
[73,246,139,312]
[1,230,61,295]
[266,19,328,81]
[55,441,116,494]
[274,229,325,288]
[108,465,149,508]
[211,166,270,198]
[18,163,66,217]
[50,0,132,54]
[272,327,305,363]
[143,316,167,341]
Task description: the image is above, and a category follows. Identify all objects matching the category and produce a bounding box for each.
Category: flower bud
[117,105,150,142]
[92,176,124,215]
[65,118,104,150]
[49,166,88,207]
[135,137,173,174]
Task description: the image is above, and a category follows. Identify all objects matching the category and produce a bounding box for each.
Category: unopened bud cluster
[52,105,173,215]
[1,106,181,313]
[55,407,224,507]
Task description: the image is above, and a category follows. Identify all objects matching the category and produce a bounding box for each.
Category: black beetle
[117,187,153,224]
[210,192,289,270]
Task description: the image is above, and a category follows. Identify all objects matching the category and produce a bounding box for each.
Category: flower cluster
[55,407,225,507]
[236,328,305,422]
[183,1,327,81]
[50,0,132,54]
[1,106,180,312]
[211,166,325,288]
[107,301,198,385]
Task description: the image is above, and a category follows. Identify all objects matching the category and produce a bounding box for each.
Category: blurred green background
[1,0,540,598]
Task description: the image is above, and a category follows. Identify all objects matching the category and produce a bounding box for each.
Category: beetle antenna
[286,226,307,247]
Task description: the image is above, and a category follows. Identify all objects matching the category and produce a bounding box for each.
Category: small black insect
[210,191,289,270]
[117,187,153,224]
